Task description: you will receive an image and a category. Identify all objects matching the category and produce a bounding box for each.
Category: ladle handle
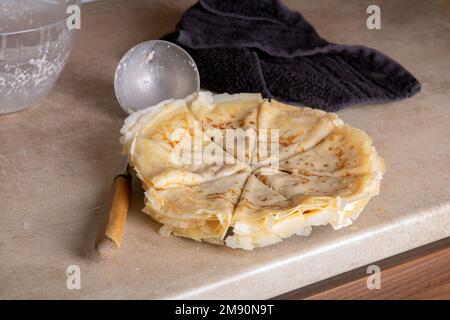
[95,170,132,258]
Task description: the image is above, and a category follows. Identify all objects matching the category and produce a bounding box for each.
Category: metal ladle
[114,40,200,113]
[95,40,200,258]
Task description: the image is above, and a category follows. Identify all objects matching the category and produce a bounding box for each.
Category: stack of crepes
[120,92,385,250]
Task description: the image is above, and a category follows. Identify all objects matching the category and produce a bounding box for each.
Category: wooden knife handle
[95,172,132,258]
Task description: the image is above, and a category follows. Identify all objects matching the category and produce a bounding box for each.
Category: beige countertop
[1,0,449,299]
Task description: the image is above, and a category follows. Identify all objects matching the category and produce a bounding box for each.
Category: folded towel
[163,0,420,111]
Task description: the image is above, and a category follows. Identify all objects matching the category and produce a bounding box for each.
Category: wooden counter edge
[273,237,450,300]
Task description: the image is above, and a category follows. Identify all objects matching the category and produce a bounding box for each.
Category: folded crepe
[120,96,249,189]
[189,92,260,164]
[144,172,250,244]
[121,92,385,249]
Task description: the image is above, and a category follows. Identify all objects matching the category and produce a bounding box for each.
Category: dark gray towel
[163,0,420,111]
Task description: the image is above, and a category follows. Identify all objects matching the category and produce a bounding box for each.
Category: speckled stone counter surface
[1,0,449,299]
